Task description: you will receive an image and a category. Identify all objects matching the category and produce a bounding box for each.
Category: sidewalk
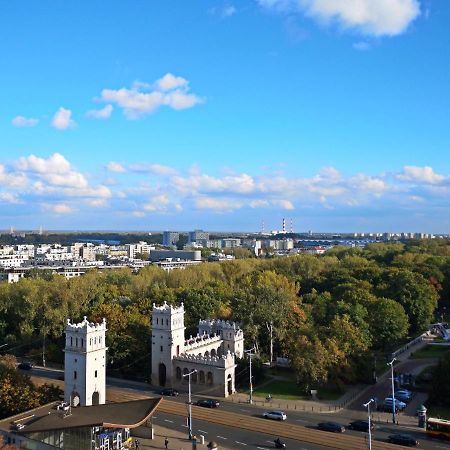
[132,425,231,450]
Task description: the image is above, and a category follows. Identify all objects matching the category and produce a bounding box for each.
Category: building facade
[64,317,107,407]
[151,302,243,397]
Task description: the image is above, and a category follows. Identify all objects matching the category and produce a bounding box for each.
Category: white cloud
[17,153,72,174]
[99,74,202,119]
[132,211,146,218]
[272,199,295,210]
[250,199,269,208]
[42,203,74,214]
[143,194,170,212]
[51,107,76,130]
[0,164,28,188]
[106,162,126,173]
[222,5,237,17]
[194,197,243,211]
[0,192,21,204]
[156,73,188,91]
[397,166,446,184]
[129,163,177,175]
[172,173,255,194]
[86,104,113,119]
[11,116,39,127]
[258,0,421,36]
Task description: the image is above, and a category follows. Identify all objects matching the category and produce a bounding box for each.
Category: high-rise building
[188,229,209,243]
[162,231,180,247]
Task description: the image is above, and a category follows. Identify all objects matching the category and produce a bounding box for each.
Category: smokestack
[282,218,286,234]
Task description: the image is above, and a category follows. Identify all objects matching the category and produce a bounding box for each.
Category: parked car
[317,422,345,433]
[263,411,287,421]
[196,399,220,408]
[388,434,419,446]
[395,392,412,403]
[379,403,400,413]
[160,388,179,396]
[348,420,374,432]
[384,397,407,410]
[17,362,33,370]
[396,388,412,396]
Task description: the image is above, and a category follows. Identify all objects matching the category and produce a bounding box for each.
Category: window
[199,371,205,384]
[176,367,182,380]
[160,346,163,352]
[95,370,98,378]
[81,339,84,348]
[166,319,169,326]
[76,337,78,347]
[70,337,73,346]
[176,345,180,356]
[74,370,77,380]
[156,318,159,325]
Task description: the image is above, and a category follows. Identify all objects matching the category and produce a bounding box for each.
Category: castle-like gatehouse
[151,302,244,397]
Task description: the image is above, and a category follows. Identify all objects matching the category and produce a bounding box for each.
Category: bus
[426,418,450,440]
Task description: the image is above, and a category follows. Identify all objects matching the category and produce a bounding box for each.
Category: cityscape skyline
[1,1,449,233]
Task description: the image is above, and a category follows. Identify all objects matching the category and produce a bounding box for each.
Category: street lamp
[387,358,396,424]
[244,346,256,405]
[363,399,375,450]
[183,369,197,440]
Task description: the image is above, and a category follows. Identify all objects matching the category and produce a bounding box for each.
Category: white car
[263,411,287,421]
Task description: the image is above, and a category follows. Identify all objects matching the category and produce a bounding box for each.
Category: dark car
[395,393,411,403]
[17,362,33,370]
[348,420,374,432]
[318,422,345,433]
[196,399,220,408]
[388,434,419,447]
[160,388,179,397]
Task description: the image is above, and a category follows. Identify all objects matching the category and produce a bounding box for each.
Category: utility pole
[245,346,256,404]
[387,358,396,424]
[183,369,197,440]
[42,325,46,367]
[363,399,375,450]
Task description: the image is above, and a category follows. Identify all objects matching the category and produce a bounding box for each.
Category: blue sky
[0,0,449,233]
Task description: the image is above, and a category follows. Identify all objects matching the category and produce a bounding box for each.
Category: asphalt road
[27,366,450,450]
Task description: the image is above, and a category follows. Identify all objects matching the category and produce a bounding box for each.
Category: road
[28,366,450,450]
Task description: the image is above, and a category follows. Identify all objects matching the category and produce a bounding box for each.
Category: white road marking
[257,447,269,450]
[198,429,208,434]
[240,408,250,412]
[164,419,174,423]
[181,424,188,428]
[235,441,247,446]
[216,436,227,440]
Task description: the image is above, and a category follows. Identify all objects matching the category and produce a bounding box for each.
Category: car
[317,422,345,433]
[263,411,287,421]
[160,388,179,396]
[387,434,418,446]
[396,388,412,396]
[196,399,220,408]
[348,420,374,432]
[395,393,411,403]
[384,397,407,410]
[379,403,400,413]
[17,362,33,370]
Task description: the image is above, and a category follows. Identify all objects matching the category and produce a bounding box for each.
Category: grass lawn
[252,379,344,401]
[427,405,450,420]
[410,345,450,359]
[253,379,308,400]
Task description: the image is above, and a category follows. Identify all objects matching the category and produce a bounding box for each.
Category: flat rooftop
[0,398,161,434]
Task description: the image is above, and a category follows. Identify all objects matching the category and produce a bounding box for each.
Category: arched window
[156,318,159,325]
[166,319,169,326]
[70,337,73,346]
[81,339,84,348]
[75,337,78,347]
[176,345,180,356]
[192,371,198,383]
[176,367,182,380]
[199,371,205,384]
[205,351,209,358]
[211,349,216,357]
[207,372,213,385]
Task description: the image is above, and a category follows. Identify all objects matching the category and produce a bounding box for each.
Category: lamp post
[363,399,375,450]
[244,346,256,405]
[387,358,396,424]
[183,369,197,440]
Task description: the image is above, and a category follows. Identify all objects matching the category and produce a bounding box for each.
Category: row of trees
[0,239,448,390]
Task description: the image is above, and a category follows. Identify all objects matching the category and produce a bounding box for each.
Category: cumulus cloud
[0,164,28,188]
[42,203,74,214]
[258,0,421,36]
[51,107,76,130]
[194,196,243,211]
[143,194,170,212]
[396,165,446,184]
[86,104,113,119]
[99,73,202,119]
[0,192,21,204]
[129,163,178,175]
[156,73,188,91]
[11,116,39,127]
[106,162,126,173]
[172,173,255,194]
